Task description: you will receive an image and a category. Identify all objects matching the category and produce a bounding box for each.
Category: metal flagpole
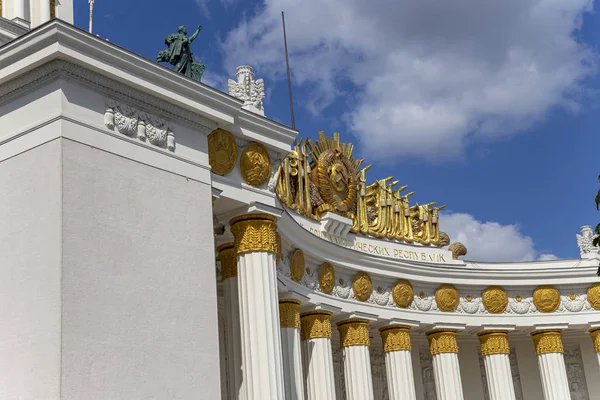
[281,11,296,131]
[89,0,95,34]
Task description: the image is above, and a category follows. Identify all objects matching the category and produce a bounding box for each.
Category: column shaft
[531,330,571,400]
[337,318,374,400]
[40,0,51,24]
[13,0,26,19]
[279,299,305,400]
[379,325,417,400]
[300,311,337,400]
[426,329,464,400]
[230,214,284,400]
[477,331,516,400]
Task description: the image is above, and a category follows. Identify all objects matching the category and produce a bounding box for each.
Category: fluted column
[218,243,244,400]
[300,311,337,400]
[426,329,464,400]
[230,214,284,400]
[379,325,417,400]
[477,330,516,400]
[531,330,571,400]
[336,318,374,400]
[13,0,26,20]
[279,299,305,400]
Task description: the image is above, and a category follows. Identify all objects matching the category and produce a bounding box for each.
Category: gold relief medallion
[352,271,373,302]
[533,285,561,313]
[587,283,600,310]
[207,129,238,176]
[275,232,283,265]
[435,284,460,312]
[482,286,509,314]
[392,279,414,308]
[240,142,271,187]
[318,262,335,294]
[290,249,305,282]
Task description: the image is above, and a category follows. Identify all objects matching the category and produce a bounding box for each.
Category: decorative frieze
[105,98,175,151]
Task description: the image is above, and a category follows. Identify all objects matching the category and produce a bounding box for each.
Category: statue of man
[157,25,205,82]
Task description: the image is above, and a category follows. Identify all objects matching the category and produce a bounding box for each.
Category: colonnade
[216,214,600,400]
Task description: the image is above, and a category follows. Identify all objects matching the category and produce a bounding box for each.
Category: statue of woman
[157,25,205,82]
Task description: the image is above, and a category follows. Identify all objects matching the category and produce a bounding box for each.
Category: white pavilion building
[1,3,600,399]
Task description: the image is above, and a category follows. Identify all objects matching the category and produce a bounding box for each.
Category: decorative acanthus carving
[427,329,459,355]
[229,214,278,254]
[577,225,599,258]
[337,318,370,347]
[105,99,175,151]
[217,243,237,281]
[278,299,301,328]
[380,325,412,352]
[531,330,564,355]
[299,311,332,340]
[478,330,510,356]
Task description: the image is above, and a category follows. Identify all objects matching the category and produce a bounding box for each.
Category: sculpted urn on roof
[275,132,449,247]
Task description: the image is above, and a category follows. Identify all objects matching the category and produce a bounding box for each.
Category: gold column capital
[300,311,332,341]
[379,325,412,352]
[589,328,600,353]
[531,329,564,355]
[279,299,301,329]
[426,329,459,355]
[229,213,278,255]
[336,318,370,348]
[477,330,510,356]
[217,242,237,281]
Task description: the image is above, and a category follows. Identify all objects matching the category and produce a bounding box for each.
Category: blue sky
[74,0,600,262]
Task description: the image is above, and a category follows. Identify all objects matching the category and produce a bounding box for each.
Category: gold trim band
[217,243,237,281]
[279,299,301,328]
[590,328,600,353]
[300,311,332,341]
[230,214,278,255]
[477,330,510,356]
[337,318,370,348]
[531,330,563,355]
[379,325,411,352]
[426,329,459,355]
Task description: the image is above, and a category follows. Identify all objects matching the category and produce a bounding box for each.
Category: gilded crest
[533,285,560,313]
[290,249,305,282]
[312,145,358,216]
[392,279,414,308]
[241,142,271,186]
[318,262,335,294]
[588,283,600,310]
[435,284,460,312]
[207,128,238,176]
[352,271,373,302]
[482,286,508,314]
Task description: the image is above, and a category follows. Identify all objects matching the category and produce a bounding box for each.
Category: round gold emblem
[482,286,508,314]
[392,279,414,308]
[435,284,460,312]
[290,249,305,282]
[275,232,283,265]
[533,285,560,313]
[318,262,335,294]
[313,146,358,216]
[352,271,372,302]
[240,142,271,187]
[207,128,238,176]
[587,283,600,310]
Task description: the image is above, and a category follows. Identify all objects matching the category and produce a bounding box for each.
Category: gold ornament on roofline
[274,132,446,246]
[207,128,238,176]
[241,142,271,187]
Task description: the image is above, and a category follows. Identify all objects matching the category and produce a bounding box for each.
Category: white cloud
[221,0,596,162]
[440,212,557,262]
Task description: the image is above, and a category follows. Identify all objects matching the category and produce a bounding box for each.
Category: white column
[426,329,464,400]
[13,0,26,20]
[336,318,374,400]
[230,214,284,400]
[379,325,417,400]
[217,243,244,400]
[300,310,337,400]
[477,330,516,400]
[531,329,571,400]
[279,299,305,400]
[590,328,600,368]
[40,0,52,24]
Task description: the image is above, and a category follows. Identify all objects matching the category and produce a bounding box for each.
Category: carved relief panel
[477,346,524,400]
[420,347,437,400]
[565,345,590,400]
[370,348,389,400]
[332,340,347,400]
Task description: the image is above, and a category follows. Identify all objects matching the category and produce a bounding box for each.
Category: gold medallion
[435,284,460,312]
[275,232,283,265]
[588,283,600,310]
[392,279,414,308]
[352,271,372,302]
[240,142,271,187]
[207,128,237,176]
[482,286,508,314]
[290,249,305,282]
[318,262,335,294]
[533,285,560,313]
